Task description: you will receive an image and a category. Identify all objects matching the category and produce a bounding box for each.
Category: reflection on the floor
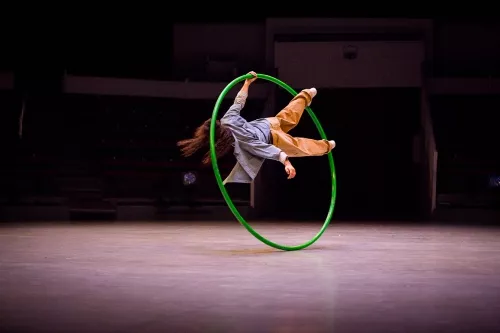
[1,221,499,333]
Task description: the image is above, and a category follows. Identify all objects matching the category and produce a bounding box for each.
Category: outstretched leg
[268,87,336,157]
[274,88,317,133]
[272,131,334,157]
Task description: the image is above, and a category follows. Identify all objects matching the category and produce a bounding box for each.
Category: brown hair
[177,118,234,165]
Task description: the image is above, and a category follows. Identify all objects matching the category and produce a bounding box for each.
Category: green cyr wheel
[209,73,337,251]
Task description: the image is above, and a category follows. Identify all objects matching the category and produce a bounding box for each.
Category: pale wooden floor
[1,221,500,333]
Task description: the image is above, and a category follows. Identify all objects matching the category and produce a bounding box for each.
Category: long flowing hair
[177,118,234,165]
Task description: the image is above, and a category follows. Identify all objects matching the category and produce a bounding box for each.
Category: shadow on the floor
[209,245,334,256]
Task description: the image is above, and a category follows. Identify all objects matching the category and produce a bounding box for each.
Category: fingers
[246,71,257,82]
[286,167,296,179]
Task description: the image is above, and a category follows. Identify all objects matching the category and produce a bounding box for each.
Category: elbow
[229,103,243,113]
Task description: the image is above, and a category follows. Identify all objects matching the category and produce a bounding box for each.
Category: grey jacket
[221,102,282,184]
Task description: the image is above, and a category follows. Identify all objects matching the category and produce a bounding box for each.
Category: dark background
[0,14,499,223]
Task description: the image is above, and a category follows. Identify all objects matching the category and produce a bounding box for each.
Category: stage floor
[1,221,500,333]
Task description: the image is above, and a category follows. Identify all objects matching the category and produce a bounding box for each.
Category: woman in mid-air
[177,71,336,185]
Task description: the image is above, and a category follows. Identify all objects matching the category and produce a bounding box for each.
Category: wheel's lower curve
[209,73,337,251]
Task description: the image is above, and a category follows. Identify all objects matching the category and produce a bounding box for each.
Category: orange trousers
[267,89,331,157]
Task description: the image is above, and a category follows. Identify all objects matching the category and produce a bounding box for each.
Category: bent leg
[272,130,331,157]
[275,89,316,133]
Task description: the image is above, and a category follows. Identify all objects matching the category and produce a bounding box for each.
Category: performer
[177,71,336,184]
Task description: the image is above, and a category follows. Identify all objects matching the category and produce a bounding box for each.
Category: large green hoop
[210,73,337,251]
